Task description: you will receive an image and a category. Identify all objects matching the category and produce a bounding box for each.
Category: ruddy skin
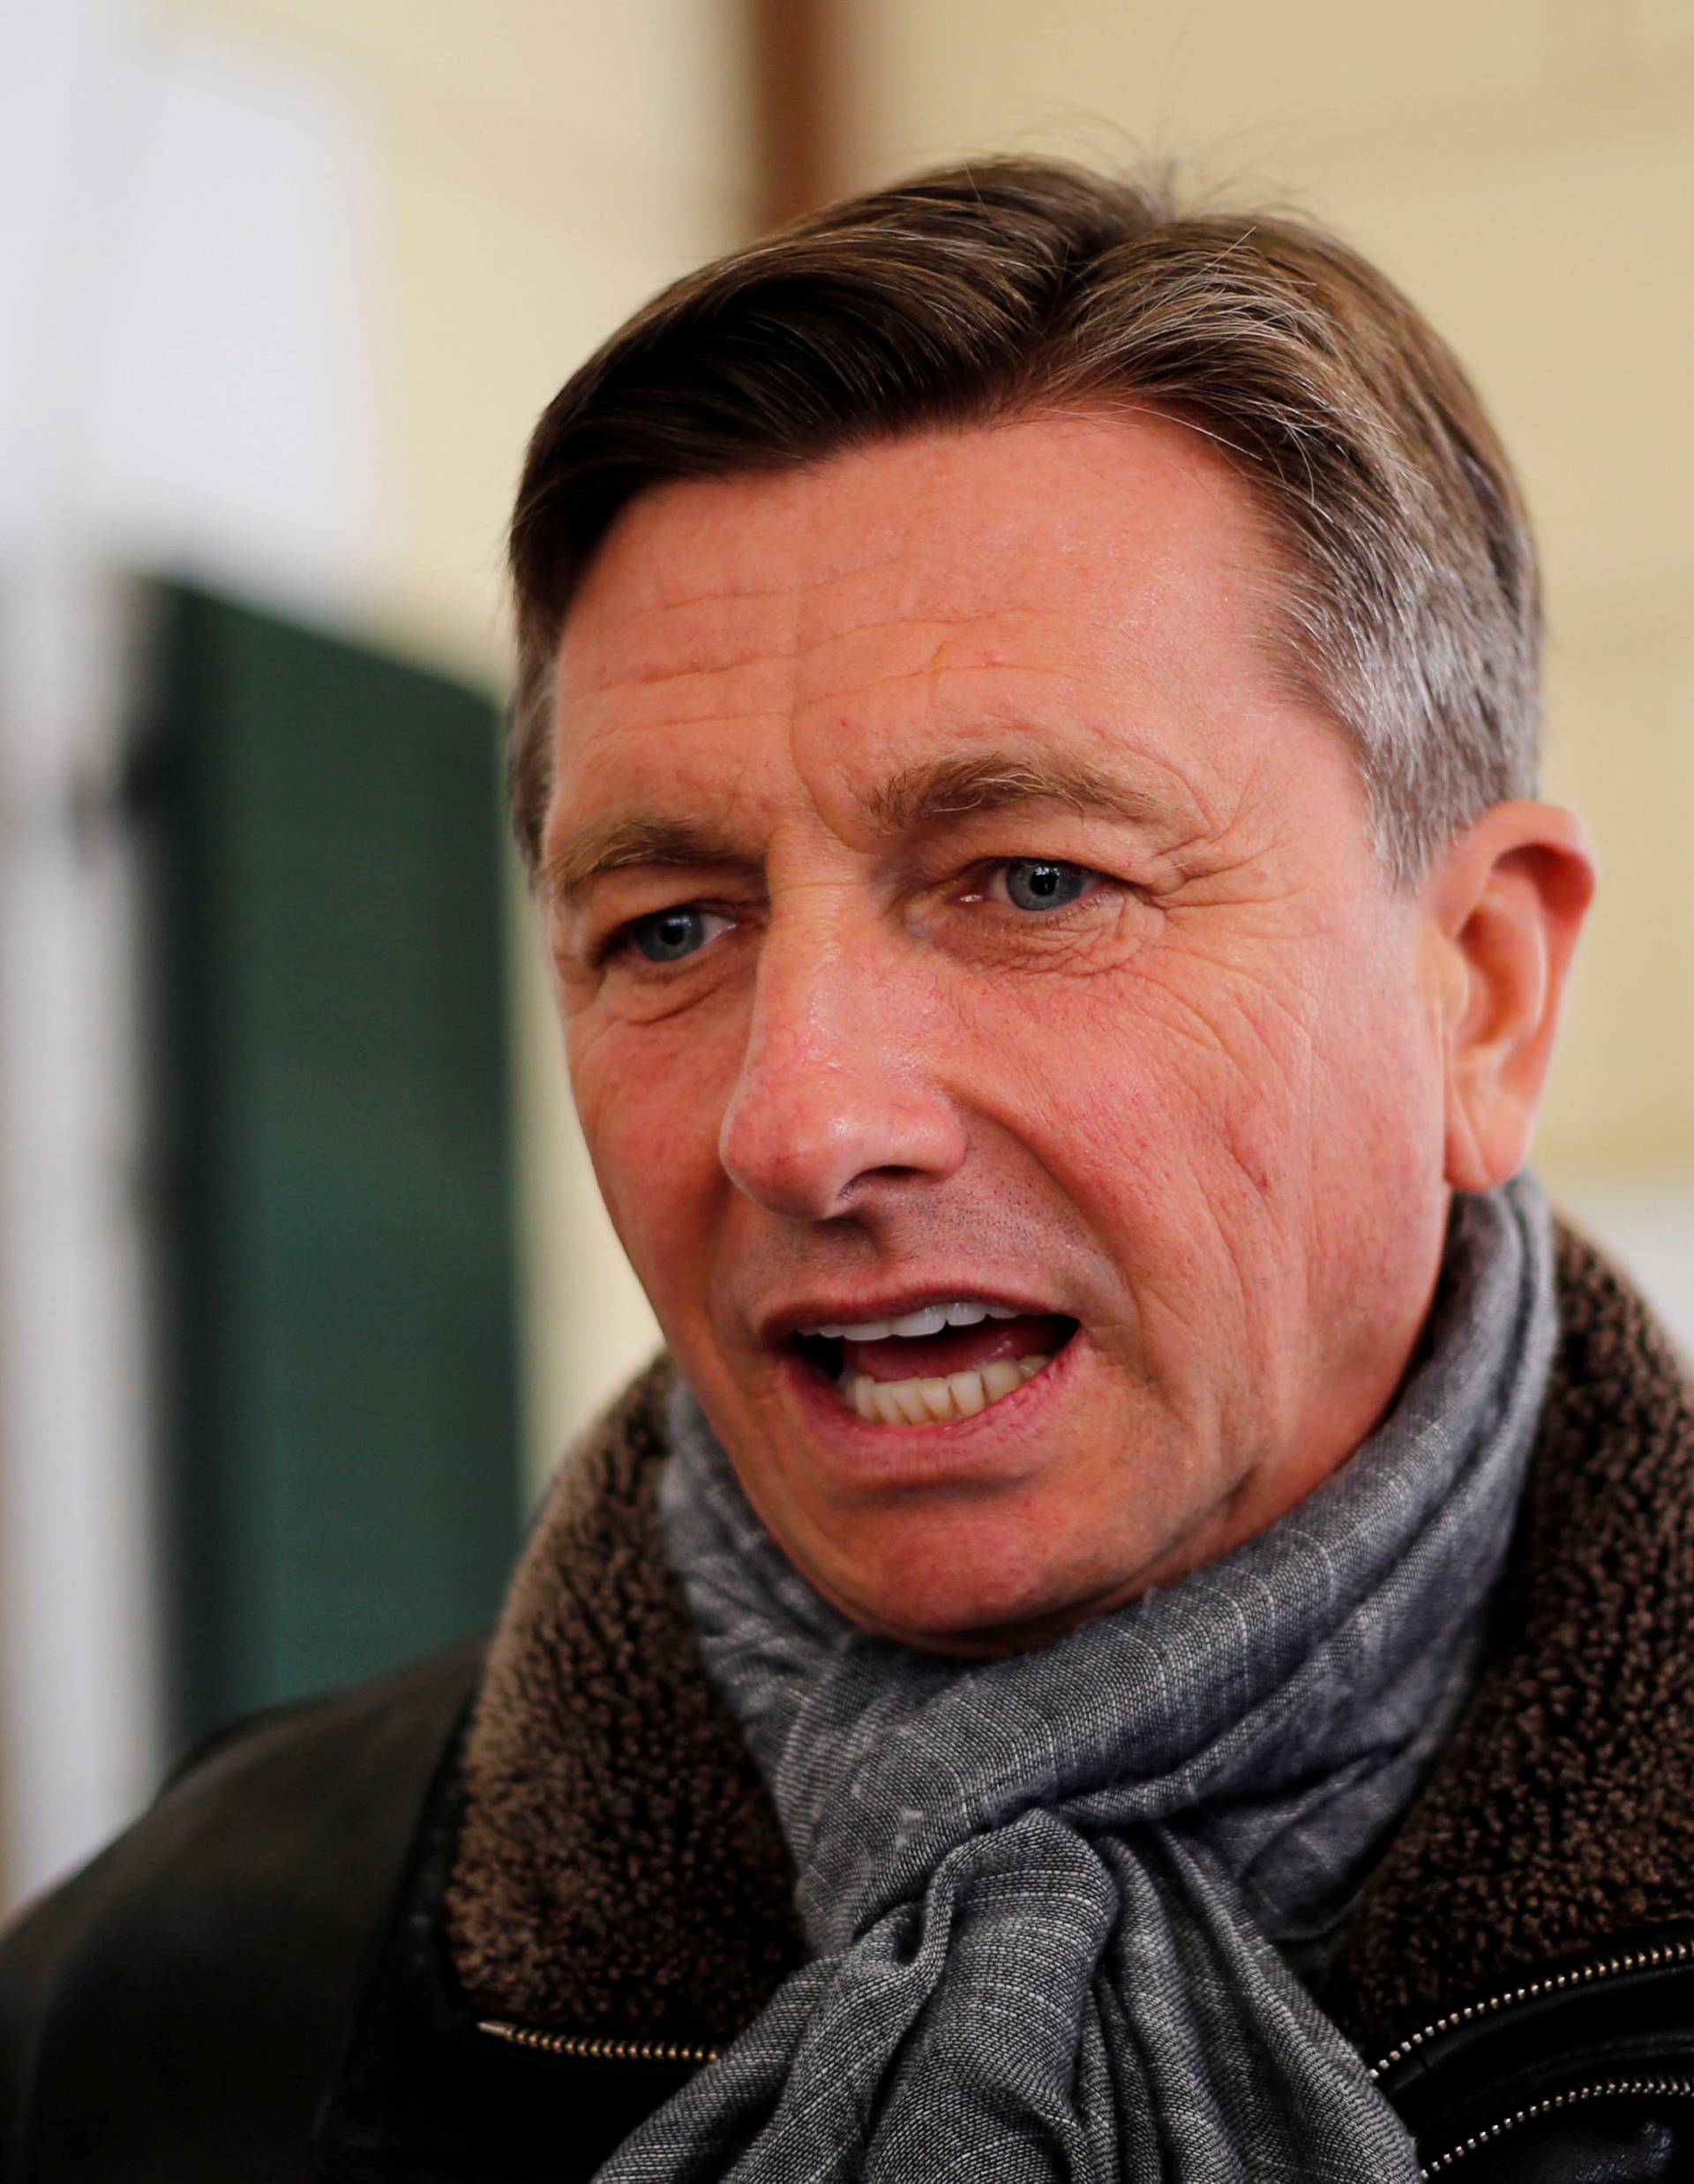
[541,411,1592,1655]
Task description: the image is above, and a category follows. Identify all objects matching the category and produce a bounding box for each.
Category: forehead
[547,411,1292,824]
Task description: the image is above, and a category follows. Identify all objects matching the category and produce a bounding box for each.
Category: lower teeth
[843,1355,1050,1426]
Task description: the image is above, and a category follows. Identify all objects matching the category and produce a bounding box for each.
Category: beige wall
[159,0,1694,1475]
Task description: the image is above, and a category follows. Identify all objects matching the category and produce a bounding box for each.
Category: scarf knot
[599,1180,1554,2183]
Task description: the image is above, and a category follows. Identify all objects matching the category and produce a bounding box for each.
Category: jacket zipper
[1368,1935,1694,2079]
[476,1938,1694,2149]
[1420,2074,1694,2173]
[477,2018,718,2066]
[1368,1936,1694,2177]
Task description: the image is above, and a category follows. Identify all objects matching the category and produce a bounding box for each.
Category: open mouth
[790,1301,1080,1427]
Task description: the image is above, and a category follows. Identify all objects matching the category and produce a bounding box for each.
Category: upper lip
[761,1287,1067,1347]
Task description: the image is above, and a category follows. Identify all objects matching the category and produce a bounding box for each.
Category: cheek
[1213,943,1450,1332]
[978,937,1436,1307]
[984,960,1311,1221]
[568,1014,731,1281]
[1214,949,1443,1200]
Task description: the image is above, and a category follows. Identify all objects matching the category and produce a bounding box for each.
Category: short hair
[507,156,1540,886]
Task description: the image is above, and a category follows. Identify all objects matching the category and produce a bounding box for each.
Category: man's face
[542,412,1455,1653]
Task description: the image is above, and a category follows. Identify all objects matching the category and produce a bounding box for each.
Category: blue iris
[632,907,709,963]
[1004,859,1090,912]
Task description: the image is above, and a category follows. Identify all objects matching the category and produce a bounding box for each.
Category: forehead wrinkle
[574,655,790,702]
[784,607,1069,708]
[568,614,1086,754]
[570,532,942,689]
[595,548,927,622]
[606,491,976,616]
[577,501,1069,693]
[566,611,799,701]
[800,658,1086,718]
[566,612,953,708]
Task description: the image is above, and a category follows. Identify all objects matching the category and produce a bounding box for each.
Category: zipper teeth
[1369,1937,1694,2079]
[1422,2074,1694,2175]
[477,2018,718,2066]
[476,2012,1694,2160]
[479,1941,1694,2080]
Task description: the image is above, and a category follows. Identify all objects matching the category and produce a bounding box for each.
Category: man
[4,157,1693,2181]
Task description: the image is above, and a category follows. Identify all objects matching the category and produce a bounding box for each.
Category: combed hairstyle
[508,156,1540,887]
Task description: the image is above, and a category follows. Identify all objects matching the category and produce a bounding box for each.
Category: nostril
[719,1051,970,1220]
[839,1163,945,1200]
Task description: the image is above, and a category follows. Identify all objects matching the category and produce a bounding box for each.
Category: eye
[999,859,1097,913]
[625,904,731,964]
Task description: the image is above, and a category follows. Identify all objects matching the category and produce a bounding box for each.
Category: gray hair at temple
[506,156,1541,889]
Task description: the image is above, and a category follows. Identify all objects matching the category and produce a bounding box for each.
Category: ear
[1422,802,1596,1195]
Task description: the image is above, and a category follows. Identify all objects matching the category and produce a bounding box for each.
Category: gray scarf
[604,1179,1554,2183]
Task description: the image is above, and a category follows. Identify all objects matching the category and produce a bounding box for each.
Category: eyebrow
[541,747,1181,908]
[866,749,1180,834]
[539,816,750,908]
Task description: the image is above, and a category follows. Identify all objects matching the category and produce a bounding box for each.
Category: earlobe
[1428,803,1596,1195]
[1443,1106,1493,1197]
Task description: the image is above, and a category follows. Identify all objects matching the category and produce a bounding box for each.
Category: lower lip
[775,1332,1083,1485]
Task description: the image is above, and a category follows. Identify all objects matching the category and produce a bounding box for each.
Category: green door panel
[152,585,520,1741]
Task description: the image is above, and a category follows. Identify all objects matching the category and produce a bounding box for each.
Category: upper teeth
[800,1299,1024,1341]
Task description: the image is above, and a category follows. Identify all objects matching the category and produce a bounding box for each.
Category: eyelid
[970,856,1113,902]
[598,899,738,969]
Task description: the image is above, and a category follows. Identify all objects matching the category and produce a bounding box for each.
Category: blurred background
[0,0,1689,1914]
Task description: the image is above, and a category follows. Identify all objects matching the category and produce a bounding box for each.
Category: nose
[717,924,968,1222]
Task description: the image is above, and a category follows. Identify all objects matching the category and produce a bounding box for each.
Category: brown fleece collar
[446,1225,1694,2056]
[444,1361,804,2043]
[1318,1224,1694,2050]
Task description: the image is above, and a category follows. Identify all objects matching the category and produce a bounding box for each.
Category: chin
[802,1521,1153,1658]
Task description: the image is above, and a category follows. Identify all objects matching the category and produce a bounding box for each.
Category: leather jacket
[5,1225,1694,2179]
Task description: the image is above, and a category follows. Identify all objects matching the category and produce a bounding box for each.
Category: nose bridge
[717,896,963,1220]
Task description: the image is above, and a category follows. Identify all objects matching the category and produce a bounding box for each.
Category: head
[513,160,1593,1654]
